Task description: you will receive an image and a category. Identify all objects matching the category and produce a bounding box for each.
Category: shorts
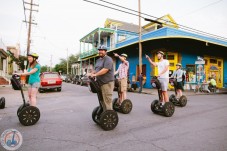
[118,78,127,92]
[28,82,40,88]
[176,82,184,90]
[158,78,168,91]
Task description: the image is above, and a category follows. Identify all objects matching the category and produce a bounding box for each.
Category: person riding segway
[90,45,118,131]
[13,52,41,126]
[113,53,132,114]
[146,51,175,117]
[169,63,187,107]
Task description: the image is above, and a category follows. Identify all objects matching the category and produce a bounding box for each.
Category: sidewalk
[133,87,227,96]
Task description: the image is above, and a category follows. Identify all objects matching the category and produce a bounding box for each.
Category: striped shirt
[116,61,129,79]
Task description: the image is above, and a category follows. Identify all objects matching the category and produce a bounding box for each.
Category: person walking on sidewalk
[138,73,143,93]
[146,51,170,106]
[114,53,129,105]
[91,45,114,111]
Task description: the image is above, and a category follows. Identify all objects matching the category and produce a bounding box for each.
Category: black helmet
[27,52,39,59]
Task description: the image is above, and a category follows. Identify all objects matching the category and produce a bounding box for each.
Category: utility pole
[138,0,142,75]
[67,49,69,74]
[50,54,53,72]
[23,0,39,56]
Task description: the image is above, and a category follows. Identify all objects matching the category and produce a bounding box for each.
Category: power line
[178,0,224,18]
[22,0,39,55]
[98,0,227,41]
[84,0,227,41]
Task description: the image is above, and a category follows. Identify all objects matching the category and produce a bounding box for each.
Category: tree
[54,54,79,75]
[41,65,48,72]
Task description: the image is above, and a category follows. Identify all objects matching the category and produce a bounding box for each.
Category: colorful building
[79,15,227,89]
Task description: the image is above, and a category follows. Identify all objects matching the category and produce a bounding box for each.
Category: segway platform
[112,78,133,114]
[169,78,187,107]
[150,76,175,117]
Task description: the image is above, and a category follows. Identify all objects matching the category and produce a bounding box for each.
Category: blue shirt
[28,64,41,84]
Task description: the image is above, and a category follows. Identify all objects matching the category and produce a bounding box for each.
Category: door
[154,52,178,90]
[204,56,223,88]
[154,52,178,76]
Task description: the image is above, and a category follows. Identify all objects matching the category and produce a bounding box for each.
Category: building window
[218,61,221,67]
[186,64,196,83]
[163,55,174,60]
[169,63,174,67]
[204,59,207,65]
[210,59,217,64]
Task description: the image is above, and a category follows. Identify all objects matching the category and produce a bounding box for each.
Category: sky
[0,0,227,67]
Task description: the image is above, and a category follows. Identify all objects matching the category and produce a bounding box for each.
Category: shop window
[164,55,174,60]
[218,61,221,67]
[210,59,217,64]
[204,59,207,65]
[186,64,196,83]
[169,63,174,67]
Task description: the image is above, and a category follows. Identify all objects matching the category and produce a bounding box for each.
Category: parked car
[72,75,81,85]
[79,75,89,86]
[60,74,66,82]
[39,72,62,93]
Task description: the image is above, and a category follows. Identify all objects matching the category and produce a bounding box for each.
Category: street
[0,83,227,151]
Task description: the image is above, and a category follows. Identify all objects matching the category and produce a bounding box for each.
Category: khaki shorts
[118,78,127,92]
[100,81,114,110]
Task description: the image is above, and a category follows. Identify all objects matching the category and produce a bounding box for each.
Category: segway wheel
[100,110,118,131]
[121,99,133,114]
[17,103,30,116]
[169,94,175,103]
[92,106,101,124]
[0,97,5,109]
[163,102,175,117]
[18,106,40,126]
[151,100,159,113]
[179,95,187,107]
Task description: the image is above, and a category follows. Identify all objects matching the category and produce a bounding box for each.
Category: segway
[0,97,5,109]
[112,78,132,114]
[169,78,187,107]
[11,74,40,126]
[150,76,175,117]
[89,77,118,131]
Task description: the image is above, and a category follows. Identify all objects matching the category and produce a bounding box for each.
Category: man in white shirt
[146,51,169,105]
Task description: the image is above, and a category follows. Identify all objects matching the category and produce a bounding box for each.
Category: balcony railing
[80,46,111,59]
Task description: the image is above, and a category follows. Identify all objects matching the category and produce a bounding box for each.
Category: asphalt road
[0,83,227,151]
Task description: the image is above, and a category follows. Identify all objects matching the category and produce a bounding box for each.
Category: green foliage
[54,54,79,74]
[41,65,48,73]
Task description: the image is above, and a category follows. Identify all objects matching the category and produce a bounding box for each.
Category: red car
[39,72,62,93]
